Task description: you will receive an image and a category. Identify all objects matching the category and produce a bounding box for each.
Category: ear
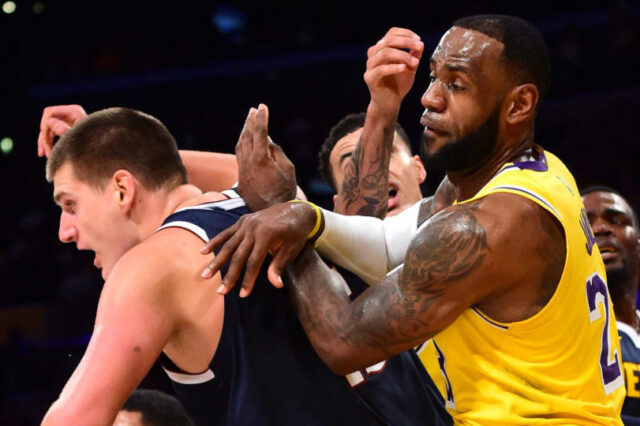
[111,169,137,214]
[412,155,427,184]
[332,194,338,205]
[505,83,539,125]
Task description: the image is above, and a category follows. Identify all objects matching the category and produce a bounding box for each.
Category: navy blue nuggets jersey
[157,191,417,425]
[337,267,453,426]
[617,314,640,425]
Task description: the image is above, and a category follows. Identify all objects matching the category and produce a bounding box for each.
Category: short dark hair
[318,112,411,192]
[453,14,551,100]
[121,389,193,426]
[46,107,187,191]
[580,185,623,197]
[581,185,639,230]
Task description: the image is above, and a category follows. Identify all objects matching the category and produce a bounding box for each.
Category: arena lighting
[212,5,246,35]
[32,2,45,14]
[2,1,16,14]
[0,137,14,154]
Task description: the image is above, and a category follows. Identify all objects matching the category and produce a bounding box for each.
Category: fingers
[200,225,243,281]
[368,29,422,56]
[368,39,423,70]
[238,238,271,297]
[267,262,284,289]
[218,235,256,295]
[366,29,424,81]
[252,104,270,159]
[38,105,87,158]
[266,240,306,288]
[382,27,421,40]
[47,117,72,137]
[200,222,239,255]
[235,107,257,159]
[364,64,410,86]
[37,130,47,157]
[368,34,422,58]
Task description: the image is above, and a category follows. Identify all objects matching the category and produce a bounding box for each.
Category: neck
[447,132,534,201]
[611,272,640,332]
[136,184,203,239]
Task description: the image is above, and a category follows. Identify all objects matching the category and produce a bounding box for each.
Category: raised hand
[37,104,87,157]
[236,104,297,211]
[200,201,318,297]
[364,27,424,115]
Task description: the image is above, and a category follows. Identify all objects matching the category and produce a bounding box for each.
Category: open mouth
[598,245,618,262]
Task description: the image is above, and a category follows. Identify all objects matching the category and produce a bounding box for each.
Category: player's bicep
[340,202,491,354]
[405,193,565,324]
[399,202,490,332]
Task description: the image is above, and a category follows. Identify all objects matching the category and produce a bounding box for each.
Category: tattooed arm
[284,193,565,374]
[334,28,423,217]
[334,114,395,217]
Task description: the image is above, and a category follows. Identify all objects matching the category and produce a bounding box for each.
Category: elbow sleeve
[314,201,420,285]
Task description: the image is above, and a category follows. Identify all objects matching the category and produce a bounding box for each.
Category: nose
[591,217,612,236]
[421,81,446,113]
[58,212,78,243]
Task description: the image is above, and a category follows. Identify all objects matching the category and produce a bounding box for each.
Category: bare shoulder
[106,225,219,302]
[416,191,561,256]
[179,190,229,209]
[471,191,564,246]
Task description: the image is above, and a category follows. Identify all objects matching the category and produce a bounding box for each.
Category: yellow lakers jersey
[417,339,447,398]
[428,148,624,424]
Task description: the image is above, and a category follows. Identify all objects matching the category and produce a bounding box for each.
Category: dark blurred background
[0,0,639,423]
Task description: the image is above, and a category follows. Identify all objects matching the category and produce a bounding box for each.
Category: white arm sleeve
[314,200,421,285]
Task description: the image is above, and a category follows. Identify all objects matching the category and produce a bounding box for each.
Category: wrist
[367,99,400,122]
[288,200,324,242]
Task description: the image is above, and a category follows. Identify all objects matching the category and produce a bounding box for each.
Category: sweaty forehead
[431,26,504,72]
[583,191,635,219]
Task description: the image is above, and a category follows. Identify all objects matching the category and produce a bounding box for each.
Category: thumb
[267,261,284,289]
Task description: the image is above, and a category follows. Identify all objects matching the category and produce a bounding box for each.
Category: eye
[610,215,630,226]
[428,74,436,83]
[63,201,76,215]
[448,82,465,91]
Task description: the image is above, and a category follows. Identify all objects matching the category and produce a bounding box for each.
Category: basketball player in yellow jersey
[201,15,624,424]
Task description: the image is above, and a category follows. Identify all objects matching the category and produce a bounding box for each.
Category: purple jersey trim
[490,185,562,220]
[512,148,548,172]
[471,307,509,330]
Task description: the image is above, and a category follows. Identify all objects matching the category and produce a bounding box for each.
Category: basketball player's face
[53,162,138,280]
[329,128,426,216]
[583,191,640,284]
[420,27,508,172]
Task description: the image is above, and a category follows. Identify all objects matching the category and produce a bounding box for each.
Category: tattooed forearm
[334,124,395,218]
[284,246,428,371]
[284,201,489,373]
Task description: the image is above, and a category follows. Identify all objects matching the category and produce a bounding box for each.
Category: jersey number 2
[586,272,624,394]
